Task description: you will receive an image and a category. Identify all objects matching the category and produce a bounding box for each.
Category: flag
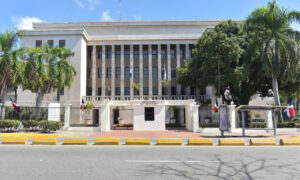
[213,100,218,113]
[163,64,167,81]
[129,65,133,77]
[284,99,295,118]
[81,98,86,110]
[9,97,20,111]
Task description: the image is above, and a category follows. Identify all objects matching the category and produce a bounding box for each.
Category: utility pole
[118,0,122,21]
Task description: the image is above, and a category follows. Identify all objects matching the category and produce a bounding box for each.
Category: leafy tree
[245,0,300,121]
[0,29,22,119]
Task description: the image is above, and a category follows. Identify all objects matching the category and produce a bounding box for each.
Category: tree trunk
[1,87,7,120]
[35,92,43,118]
[272,77,283,123]
[57,89,60,102]
[14,88,18,103]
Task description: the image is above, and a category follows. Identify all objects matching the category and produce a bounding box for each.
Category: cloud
[73,0,101,11]
[11,16,44,30]
[291,22,300,32]
[101,11,113,21]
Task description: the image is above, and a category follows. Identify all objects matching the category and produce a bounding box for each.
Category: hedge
[39,120,63,132]
[0,120,21,131]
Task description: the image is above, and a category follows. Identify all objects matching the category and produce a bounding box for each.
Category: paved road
[0,146,299,180]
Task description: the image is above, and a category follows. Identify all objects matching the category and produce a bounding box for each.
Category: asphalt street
[0,146,299,180]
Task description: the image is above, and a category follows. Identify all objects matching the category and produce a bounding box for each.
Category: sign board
[219,105,229,131]
[48,103,61,121]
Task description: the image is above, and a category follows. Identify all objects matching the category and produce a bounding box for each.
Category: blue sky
[0,0,299,31]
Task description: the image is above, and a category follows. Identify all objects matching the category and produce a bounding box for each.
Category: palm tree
[0,29,22,119]
[245,0,300,122]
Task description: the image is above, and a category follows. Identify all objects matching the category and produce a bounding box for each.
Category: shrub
[39,120,62,132]
[22,120,39,131]
[0,120,21,131]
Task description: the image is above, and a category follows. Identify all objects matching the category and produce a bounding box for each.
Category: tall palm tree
[245,0,300,122]
[0,29,22,119]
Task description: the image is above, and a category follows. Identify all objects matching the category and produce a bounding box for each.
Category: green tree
[245,0,300,121]
[0,29,22,119]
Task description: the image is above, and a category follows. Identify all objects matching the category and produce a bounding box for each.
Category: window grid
[107,67,111,78]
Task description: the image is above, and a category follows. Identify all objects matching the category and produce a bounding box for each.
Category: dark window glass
[171,67,176,78]
[125,87,130,96]
[107,50,112,59]
[143,87,149,95]
[98,68,102,78]
[152,50,157,59]
[134,88,139,96]
[125,50,130,59]
[152,67,157,78]
[180,49,184,59]
[59,88,64,95]
[98,50,102,59]
[116,67,121,78]
[87,88,92,96]
[115,87,120,96]
[161,50,166,59]
[98,88,102,96]
[107,67,111,78]
[162,87,166,95]
[134,67,139,78]
[190,49,193,58]
[134,50,139,59]
[153,87,158,95]
[171,87,176,95]
[190,87,195,95]
[125,67,130,78]
[145,107,154,121]
[59,40,65,48]
[143,50,148,59]
[116,50,121,59]
[35,40,42,47]
[171,50,175,59]
[143,67,148,78]
[181,87,186,95]
[47,40,53,48]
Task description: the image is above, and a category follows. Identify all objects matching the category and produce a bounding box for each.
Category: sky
[0,0,299,31]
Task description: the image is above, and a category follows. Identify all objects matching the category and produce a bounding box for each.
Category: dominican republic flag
[129,65,133,77]
[9,97,20,111]
[81,98,86,110]
[213,100,218,113]
[284,100,295,118]
[163,64,167,80]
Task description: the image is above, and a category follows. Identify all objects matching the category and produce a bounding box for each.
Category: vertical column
[63,103,71,130]
[92,45,96,96]
[101,45,106,98]
[120,44,124,97]
[148,44,152,98]
[185,44,191,95]
[111,45,115,99]
[139,44,143,98]
[176,44,181,95]
[158,44,162,97]
[167,44,171,95]
[130,44,134,100]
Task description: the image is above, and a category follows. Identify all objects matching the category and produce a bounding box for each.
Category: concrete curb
[94,138,119,145]
[188,138,214,146]
[157,138,182,145]
[0,133,61,138]
[219,139,245,146]
[125,138,151,145]
[250,138,276,146]
[32,138,58,145]
[280,139,300,146]
[1,137,28,145]
[62,138,89,145]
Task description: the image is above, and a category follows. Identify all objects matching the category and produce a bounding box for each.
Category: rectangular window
[171,87,176,95]
[59,40,65,48]
[162,87,166,95]
[152,50,157,59]
[98,68,102,78]
[107,67,111,78]
[115,87,120,96]
[143,87,149,95]
[171,67,176,78]
[143,67,148,78]
[125,50,130,59]
[98,50,102,59]
[125,67,130,78]
[161,50,166,59]
[35,40,42,47]
[47,40,53,48]
[116,67,121,78]
[143,50,148,59]
[134,88,139,96]
[134,50,139,59]
[161,68,167,79]
[190,87,195,95]
[98,88,102,96]
[180,49,184,59]
[87,88,92,96]
[116,50,121,59]
[181,87,186,95]
[59,88,64,95]
[134,67,139,78]
[171,50,175,59]
[107,50,112,59]
[153,87,158,95]
[152,67,157,78]
[145,107,154,121]
[125,87,130,96]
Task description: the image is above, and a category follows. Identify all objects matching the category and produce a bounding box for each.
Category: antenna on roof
[118,0,122,21]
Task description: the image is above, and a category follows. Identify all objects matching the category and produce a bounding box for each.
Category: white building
[19,20,220,131]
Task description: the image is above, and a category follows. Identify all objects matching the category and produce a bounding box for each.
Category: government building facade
[19,20,219,132]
